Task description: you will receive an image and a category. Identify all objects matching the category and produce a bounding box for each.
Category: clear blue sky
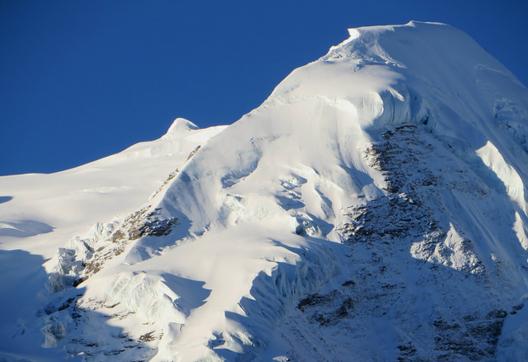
[1,0,527,175]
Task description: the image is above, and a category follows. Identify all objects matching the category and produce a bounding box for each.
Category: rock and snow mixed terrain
[1,21,528,361]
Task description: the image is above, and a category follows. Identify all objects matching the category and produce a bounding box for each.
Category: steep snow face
[2,21,528,361]
[140,23,527,359]
[157,21,527,235]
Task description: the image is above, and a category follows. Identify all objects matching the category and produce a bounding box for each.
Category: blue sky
[1,0,527,175]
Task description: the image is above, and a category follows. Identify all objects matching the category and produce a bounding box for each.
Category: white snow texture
[1,21,528,361]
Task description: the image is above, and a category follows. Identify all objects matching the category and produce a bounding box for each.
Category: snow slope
[2,21,528,361]
[0,119,226,360]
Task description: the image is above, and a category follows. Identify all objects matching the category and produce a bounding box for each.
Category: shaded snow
[1,21,528,361]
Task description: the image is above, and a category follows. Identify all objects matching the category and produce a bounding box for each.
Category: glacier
[1,21,528,361]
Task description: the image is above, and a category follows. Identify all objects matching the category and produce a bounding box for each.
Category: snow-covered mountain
[1,21,528,361]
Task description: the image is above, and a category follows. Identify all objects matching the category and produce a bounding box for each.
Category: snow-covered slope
[2,21,528,361]
[0,119,226,360]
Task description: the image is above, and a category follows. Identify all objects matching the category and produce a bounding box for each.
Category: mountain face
[1,21,528,361]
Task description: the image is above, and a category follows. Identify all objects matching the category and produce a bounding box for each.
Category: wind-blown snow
[1,21,528,361]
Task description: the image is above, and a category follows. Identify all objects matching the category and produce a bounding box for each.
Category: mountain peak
[2,21,528,362]
[164,117,198,137]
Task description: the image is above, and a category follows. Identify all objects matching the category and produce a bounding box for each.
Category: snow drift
[1,21,528,361]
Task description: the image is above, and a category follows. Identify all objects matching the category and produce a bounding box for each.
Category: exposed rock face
[343,124,485,275]
[269,123,524,361]
[123,207,178,241]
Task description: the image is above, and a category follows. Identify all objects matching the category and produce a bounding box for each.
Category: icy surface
[1,21,528,361]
